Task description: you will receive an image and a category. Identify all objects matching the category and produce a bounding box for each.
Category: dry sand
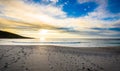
[0,45,120,71]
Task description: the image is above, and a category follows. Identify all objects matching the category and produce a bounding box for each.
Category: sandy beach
[0,45,120,71]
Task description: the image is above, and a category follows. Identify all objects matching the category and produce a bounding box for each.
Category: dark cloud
[92,27,120,32]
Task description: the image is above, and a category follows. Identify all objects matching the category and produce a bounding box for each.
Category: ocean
[0,38,120,47]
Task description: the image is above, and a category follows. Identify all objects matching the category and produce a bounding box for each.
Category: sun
[39,29,48,35]
[39,29,49,41]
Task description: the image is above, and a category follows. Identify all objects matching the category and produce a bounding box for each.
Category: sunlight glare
[39,29,48,35]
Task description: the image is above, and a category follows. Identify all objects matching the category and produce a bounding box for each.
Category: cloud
[78,0,93,4]
[84,0,120,21]
[0,0,120,38]
[50,0,58,4]
[78,0,120,21]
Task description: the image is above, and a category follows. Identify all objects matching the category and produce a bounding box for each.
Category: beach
[0,45,120,71]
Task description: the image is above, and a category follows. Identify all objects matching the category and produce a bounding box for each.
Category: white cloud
[0,0,114,29]
[0,0,120,38]
[78,0,120,20]
[81,0,120,20]
[50,0,58,3]
[77,0,93,4]
[0,0,66,22]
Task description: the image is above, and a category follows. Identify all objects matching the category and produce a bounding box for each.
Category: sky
[0,0,120,38]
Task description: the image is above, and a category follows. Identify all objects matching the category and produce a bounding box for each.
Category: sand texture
[0,45,120,71]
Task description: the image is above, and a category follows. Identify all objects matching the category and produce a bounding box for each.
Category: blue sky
[0,0,120,38]
[30,0,120,17]
[107,0,120,14]
[32,0,97,17]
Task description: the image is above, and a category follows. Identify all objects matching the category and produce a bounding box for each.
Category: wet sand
[0,45,120,71]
